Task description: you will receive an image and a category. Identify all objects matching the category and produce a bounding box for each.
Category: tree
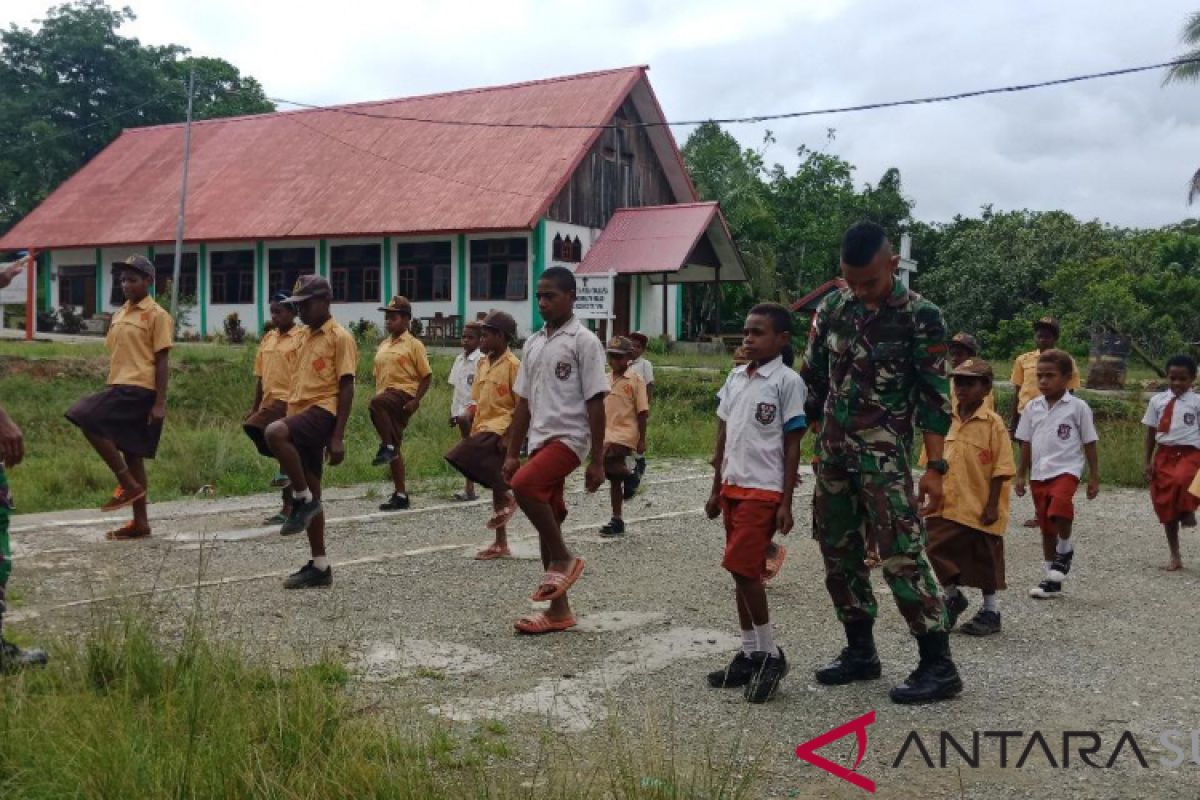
[0,1,274,235]
[1163,11,1200,202]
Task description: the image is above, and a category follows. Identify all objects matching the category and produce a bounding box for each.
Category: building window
[59,265,96,315]
[395,241,452,302]
[154,253,199,301]
[330,244,381,303]
[210,249,255,304]
[469,238,528,301]
[268,247,316,298]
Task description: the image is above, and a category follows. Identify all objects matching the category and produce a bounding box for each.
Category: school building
[0,66,745,339]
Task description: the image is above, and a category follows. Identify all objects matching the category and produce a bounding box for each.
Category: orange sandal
[764,543,787,582]
[101,486,145,513]
[530,558,585,602]
[486,497,518,530]
[106,522,150,541]
[474,544,512,561]
[514,612,576,635]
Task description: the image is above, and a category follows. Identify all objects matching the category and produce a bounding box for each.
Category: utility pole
[170,67,195,326]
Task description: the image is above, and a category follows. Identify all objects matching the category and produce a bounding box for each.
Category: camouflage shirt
[800,279,951,472]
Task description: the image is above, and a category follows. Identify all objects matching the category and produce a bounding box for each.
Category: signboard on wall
[0,264,29,304]
[574,274,613,320]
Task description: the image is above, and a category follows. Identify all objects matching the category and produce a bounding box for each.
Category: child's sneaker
[269,471,290,489]
[372,444,398,466]
[744,648,788,703]
[283,561,332,589]
[280,497,322,536]
[599,517,626,537]
[1030,579,1062,599]
[959,609,1002,636]
[706,651,757,688]
[1047,550,1074,582]
[379,492,410,512]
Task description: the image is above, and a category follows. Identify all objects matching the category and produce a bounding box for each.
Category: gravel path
[8,459,1200,798]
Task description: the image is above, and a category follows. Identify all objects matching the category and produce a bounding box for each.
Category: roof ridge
[613,201,717,212]
[124,65,650,134]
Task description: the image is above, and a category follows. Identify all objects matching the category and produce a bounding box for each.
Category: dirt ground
[7,458,1200,799]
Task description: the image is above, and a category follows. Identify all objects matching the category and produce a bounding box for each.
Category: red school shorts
[509,440,581,524]
[1151,445,1200,524]
[719,491,780,581]
[1030,474,1080,537]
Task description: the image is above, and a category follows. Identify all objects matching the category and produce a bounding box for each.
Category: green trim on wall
[634,275,642,331]
[530,219,546,330]
[199,243,208,336]
[39,253,51,312]
[255,240,265,332]
[456,234,467,320]
[382,236,393,302]
[318,239,328,278]
[675,284,682,340]
[94,248,103,311]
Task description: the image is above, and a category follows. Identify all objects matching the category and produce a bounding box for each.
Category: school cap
[950,358,994,381]
[949,332,979,354]
[463,321,483,332]
[378,294,413,314]
[628,331,650,346]
[283,274,332,303]
[606,336,635,356]
[479,310,517,340]
[121,254,155,279]
[1033,316,1060,334]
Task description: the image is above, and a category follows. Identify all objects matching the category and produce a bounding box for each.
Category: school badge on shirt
[756,402,777,425]
[555,361,572,380]
[1057,423,1072,440]
[1186,412,1197,426]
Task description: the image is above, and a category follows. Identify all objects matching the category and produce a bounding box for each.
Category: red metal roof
[575,202,731,276]
[791,278,846,312]
[0,66,675,250]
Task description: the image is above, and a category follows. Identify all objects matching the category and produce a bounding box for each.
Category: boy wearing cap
[705,303,806,704]
[599,336,649,537]
[370,295,432,511]
[66,255,172,540]
[502,267,608,635]
[245,293,303,524]
[1142,355,1200,572]
[948,333,995,413]
[264,275,357,589]
[1014,349,1099,599]
[624,332,656,498]
[448,322,484,501]
[445,311,522,559]
[924,359,1014,636]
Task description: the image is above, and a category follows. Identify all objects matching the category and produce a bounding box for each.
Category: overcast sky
[6,0,1200,228]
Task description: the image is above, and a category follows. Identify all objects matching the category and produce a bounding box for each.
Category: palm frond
[1188,168,1200,205]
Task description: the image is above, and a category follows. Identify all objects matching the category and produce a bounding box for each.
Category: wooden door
[614,275,632,336]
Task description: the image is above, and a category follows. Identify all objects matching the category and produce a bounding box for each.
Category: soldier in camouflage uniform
[800,221,962,704]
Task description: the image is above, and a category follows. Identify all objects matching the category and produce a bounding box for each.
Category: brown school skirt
[603,443,634,480]
[445,432,507,490]
[66,385,163,459]
[243,400,288,458]
[282,406,337,479]
[369,389,413,446]
[926,517,1007,592]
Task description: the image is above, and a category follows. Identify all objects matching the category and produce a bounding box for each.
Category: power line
[267,56,1200,131]
[1,89,179,156]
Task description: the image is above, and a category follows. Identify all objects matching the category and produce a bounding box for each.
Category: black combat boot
[889,631,963,704]
[814,620,882,685]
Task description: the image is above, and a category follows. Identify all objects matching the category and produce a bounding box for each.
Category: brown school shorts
[282,406,337,479]
[243,400,288,458]
[368,388,413,446]
[445,431,507,490]
[926,517,1007,593]
[603,443,634,480]
[65,385,163,459]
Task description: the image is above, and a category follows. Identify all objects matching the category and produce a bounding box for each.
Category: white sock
[312,556,329,571]
[944,585,961,599]
[740,629,756,656]
[1056,537,1074,555]
[1044,560,1053,574]
[983,593,999,613]
[753,623,779,657]
[293,488,312,504]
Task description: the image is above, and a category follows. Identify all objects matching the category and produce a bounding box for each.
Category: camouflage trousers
[0,467,11,622]
[813,464,947,636]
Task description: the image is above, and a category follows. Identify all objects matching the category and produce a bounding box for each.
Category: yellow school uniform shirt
[470,350,521,436]
[931,405,1016,536]
[287,318,358,416]
[604,371,650,450]
[1011,350,1080,413]
[106,296,174,390]
[373,331,432,396]
[254,326,304,405]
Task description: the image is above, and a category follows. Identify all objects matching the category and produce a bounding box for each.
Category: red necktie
[1159,396,1177,434]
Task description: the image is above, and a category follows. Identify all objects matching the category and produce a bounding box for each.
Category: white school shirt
[1142,389,1200,448]
[716,356,808,494]
[513,316,609,462]
[448,348,483,417]
[629,357,655,390]
[1015,393,1099,481]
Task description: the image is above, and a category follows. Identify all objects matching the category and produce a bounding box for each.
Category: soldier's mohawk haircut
[841,221,888,267]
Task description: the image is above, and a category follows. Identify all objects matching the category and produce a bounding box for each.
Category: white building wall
[631,277,681,340]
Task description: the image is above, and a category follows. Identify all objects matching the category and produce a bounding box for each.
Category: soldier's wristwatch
[926,459,949,475]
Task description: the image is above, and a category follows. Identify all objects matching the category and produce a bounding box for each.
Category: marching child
[448,322,484,501]
[245,292,303,524]
[599,336,649,537]
[501,267,608,635]
[1014,349,1099,599]
[66,255,172,541]
[264,276,357,589]
[1142,355,1200,572]
[369,295,432,511]
[445,311,522,560]
[924,359,1014,635]
[624,331,656,497]
[705,303,806,703]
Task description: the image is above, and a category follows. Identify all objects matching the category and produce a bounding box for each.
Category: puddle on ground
[356,638,502,682]
[429,626,735,732]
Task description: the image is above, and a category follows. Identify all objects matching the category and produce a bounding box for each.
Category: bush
[35,310,56,332]
[348,318,380,346]
[223,313,246,344]
[56,305,83,335]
